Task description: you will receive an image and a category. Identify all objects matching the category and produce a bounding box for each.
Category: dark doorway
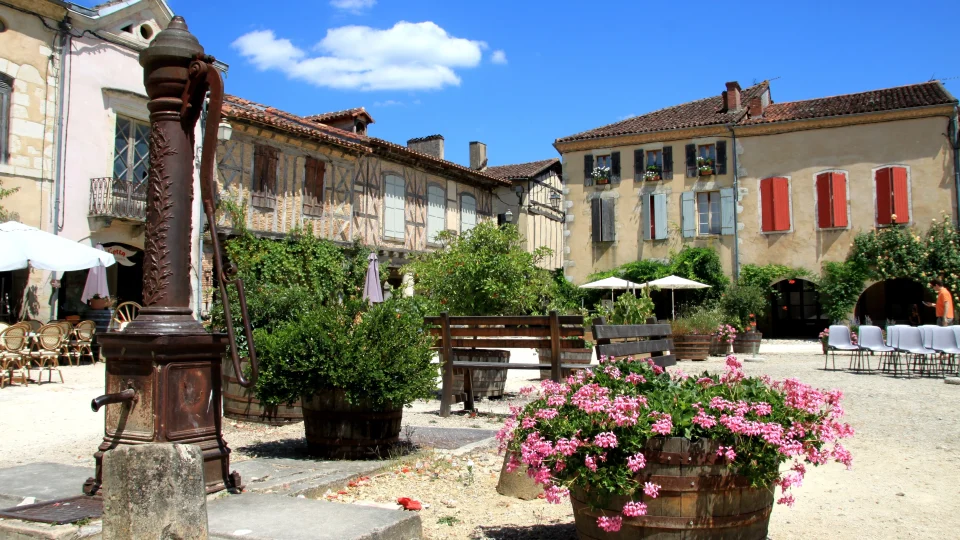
[855,278,931,326]
[770,279,829,338]
[103,243,144,306]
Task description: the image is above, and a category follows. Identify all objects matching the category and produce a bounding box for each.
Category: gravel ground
[1,341,958,539]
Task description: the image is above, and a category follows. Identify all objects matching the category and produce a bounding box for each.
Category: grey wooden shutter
[681,191,696,238]
[720,187,735,235]
[611,151,621,183]
[685,144,697,178]
[634,149,644,182]
[641,195,651,240]
[716,140,728,175]
[584,154,594,186]
[662,146,673,179]
[601,198,615,241]
[591,198,602,241]
[653,193,668,240]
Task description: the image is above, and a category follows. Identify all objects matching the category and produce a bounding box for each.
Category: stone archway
[855,278,930,326]
[767,278,829,339]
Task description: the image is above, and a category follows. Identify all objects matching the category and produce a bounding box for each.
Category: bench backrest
[426,313,585,350]
[591,317,676,368]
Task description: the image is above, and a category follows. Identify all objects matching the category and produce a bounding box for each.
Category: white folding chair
[930,327,960,377]
[826,325,859,371]
[896,326,938,376]
[855,325,892,373]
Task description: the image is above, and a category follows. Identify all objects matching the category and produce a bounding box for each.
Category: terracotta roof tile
[738,81,957,125]
[366,137,510,187]
[485,158,561,180]
[556,83,769,143]
[306,107,375,124]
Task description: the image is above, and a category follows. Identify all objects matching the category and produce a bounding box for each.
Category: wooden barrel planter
[709,336,732,357]
[671,334,712,361]
[222,358,303,425]
[570,437,774,539]
[537,348,593,380]
[301,389,402,459]
[733,332,762,355]
[452,349,509,401]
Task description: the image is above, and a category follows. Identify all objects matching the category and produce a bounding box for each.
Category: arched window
[0,73,12,163]
[460,193,476,233]
[427,184,445,243]
[384,174,405,239]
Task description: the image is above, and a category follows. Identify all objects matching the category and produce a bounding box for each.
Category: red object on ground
[397,497,422,511]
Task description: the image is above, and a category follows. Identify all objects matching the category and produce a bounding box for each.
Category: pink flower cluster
[596,515,622,532]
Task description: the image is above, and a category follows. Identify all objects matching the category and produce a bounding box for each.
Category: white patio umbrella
[640,275,711,320]
[80,245,111,303]
[0,222,116,271]
[579,276,643,302]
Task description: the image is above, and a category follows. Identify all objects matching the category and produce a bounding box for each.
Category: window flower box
[697,156,715,176]
[592,166,611,185]
[643,166,662,182]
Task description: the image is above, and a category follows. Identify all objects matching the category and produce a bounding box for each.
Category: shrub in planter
[254,297,436,457]
[609,289,655,325]
[671,306,724,361]
[498,356,853,537]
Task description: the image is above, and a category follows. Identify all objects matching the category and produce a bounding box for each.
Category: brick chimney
[407,135,444,160]
[747,96,764,118]
[469,141,487,170]
[724,81,742,111]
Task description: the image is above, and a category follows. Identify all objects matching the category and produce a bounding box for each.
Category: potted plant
[819,328,830,354]
[407,222,553,399]
[592,165,612,185]
[670,306,723,361]
[88,294,113,310]
[498,355,853,538]
[721,284,767,355]
[696,156,714,176]
[710,323,737,356]
[643,165,661,182]
[254,297,436,458]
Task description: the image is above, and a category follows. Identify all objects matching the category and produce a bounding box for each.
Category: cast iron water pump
[84,16,257,495]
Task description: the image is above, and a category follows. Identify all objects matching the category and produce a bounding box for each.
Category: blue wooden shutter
[720,187,735,235]
[662,146,673,180]
[653,193,668,240]
[681,191,695,238]
[641,195,651,240]
[584,154,594,186]
[384,175,405,239]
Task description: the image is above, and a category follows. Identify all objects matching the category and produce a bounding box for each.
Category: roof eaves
[367,138,511,188]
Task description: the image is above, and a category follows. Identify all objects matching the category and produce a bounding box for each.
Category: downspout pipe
[52,17,71,235]
[726,123,740,280]
[951,109,960,228]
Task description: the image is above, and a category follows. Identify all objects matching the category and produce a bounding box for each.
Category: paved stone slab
[406,427,497,450]
[0,463,92,507]
[208,493,421,540]
[234,458,386,498]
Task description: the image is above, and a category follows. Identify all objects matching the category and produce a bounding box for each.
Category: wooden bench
[427,311,586,417]
[591,317,676,368]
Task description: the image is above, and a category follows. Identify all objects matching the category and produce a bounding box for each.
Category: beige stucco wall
[560,130,736,284]
[493,170,565,270]
[736,115,957,273]
[217,123,494,256]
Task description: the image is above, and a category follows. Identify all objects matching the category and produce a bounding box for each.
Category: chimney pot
[724,81,742,111]
[748,96,763,118]
[469,141,487,171]
[407,135,444,160]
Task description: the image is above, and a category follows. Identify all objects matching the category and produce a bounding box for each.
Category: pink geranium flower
[621,501,647,517]
[596,516,622,532]
[643,482,660,498]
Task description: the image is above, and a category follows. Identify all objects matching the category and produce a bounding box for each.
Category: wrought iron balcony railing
[89,177,147,221]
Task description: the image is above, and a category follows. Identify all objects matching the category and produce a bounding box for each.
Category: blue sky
[134,0,958,167]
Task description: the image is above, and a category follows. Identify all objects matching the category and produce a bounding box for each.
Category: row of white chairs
[825,324,960,377]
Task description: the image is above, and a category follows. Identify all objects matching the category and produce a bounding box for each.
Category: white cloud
[330,0,376,14]
[232,22,487,91]
[491,50,507,65]
[373,100,403,107]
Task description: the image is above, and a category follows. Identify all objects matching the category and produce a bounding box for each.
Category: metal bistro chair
[825,325,859,370]
[0,325,30,387]
[24,320,42,333]
[896,326,938,376]
[929,326,960,377]
[854,325,892,373]
[29,324,65,384]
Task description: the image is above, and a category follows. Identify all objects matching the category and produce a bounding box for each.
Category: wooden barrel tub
[452,349,509,400]
[537,347,593,380]
[570,437,774,539]
[671,334,712,361]
[733,332,762,355]
[301,389,402,459]
[222,357,302,425]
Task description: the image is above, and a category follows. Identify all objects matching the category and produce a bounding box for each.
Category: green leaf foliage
[406,221,553,315]
[609,288,655,325]
[818,260,867,324]
[720,284,767,331]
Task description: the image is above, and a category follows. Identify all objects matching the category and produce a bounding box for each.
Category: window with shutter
[696,191,721,235]
[716,140,728,175]
[302,157,325,217]
[384,175,405,239]
[643,194,668,240]
[759,177,790,232]
[591,198,615,242]
[583,154,594,186]
[252,144,279,209]
[633,149,644,182]
[460,193,477,233]
[697,144,717,176]
[662,146,673,180]
[875,166,909,225]
[610,151,621,183]
[684,144,697,178]
[642,150,663,181]
[816,172,848,229]
[680,191,695,238]
[593,154,612,185]
[427,184,446,243]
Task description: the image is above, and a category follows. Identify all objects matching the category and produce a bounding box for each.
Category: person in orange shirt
[923,278,953,326]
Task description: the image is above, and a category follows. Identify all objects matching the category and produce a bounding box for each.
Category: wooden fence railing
[591,317,676,367]
[426,311,585,417]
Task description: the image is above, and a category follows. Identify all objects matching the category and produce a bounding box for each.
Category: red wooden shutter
[830,172,848,228]
[760,178,774,232]
[772,177,791,231]
[891,166,909,223]
[875,167,892,225]
[816,173,832,228]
